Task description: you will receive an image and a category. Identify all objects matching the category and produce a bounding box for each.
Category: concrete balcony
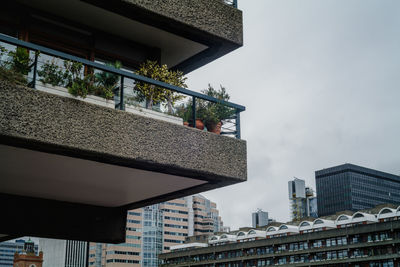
[0,80,247,242]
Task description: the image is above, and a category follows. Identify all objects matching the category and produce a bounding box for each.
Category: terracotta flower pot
[183,121,189,126]
[207,121,222,135]
[195,119,204,130]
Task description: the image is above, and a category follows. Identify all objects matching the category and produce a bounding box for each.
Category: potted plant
[197,85,235,134]
[134,60,186,110]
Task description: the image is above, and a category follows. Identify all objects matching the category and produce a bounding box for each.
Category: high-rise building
[13,239,43,267]
[316,163,400,216]
[0,239,38,267]
[89,195,224,267]
[288,178,318,220]
[252,209,269,228]
[39,239,87,267]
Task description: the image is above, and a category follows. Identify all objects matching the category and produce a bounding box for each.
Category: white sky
[186,0,400,230]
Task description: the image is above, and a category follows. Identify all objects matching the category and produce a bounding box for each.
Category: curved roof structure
[236,231,247,240]
[335,214,352,226]
[247,229,267,238]
[298,221,312,231]
[206,206,397,246]
[278,224,299,234]
[312,219,336,229]
[377,208,397,219]
[351,212,377,223]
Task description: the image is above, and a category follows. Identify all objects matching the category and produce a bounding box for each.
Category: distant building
[288,178,318,220]
[160,204,400,267]
[316,163,400,216]
[252,209,269,228]
[0,239,38,267]
[13,239,43,267]
[89,195,225,267]
[39,239,87,267]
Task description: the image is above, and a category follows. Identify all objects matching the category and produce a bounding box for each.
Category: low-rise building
[159,204,400,267]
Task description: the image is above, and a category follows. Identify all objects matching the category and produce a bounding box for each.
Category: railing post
[192,96,196,128]
[235,109,241,139]
[31,52,39,89]
[120,76,124,110]
[233,0,238,8]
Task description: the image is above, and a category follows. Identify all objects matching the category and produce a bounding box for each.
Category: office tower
[252,209,269,228]
[0,239,38,267]
[316,163,400,216]
[288,178,318,220]
[89,195,224,267]
[39,239,87,267]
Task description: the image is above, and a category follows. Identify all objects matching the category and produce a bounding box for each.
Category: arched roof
[335,214,352,225]
[247,229,266,238]
[266,226,278,233]
[351,212,377,223]
[278,225,288,230]
[377,207,397,219]
[298,221,312,230]
[237,231,246,236]
[208,235,220,244]
[277,224,299,234]
[312,219,336,229]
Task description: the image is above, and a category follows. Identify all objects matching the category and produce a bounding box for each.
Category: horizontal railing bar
[0,33,245,112]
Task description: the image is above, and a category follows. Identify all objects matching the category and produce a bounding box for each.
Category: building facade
[288,178,318,220]
[89,195,224,267]
[316,163,400,216]
[0,239,38,267]
[39,239,87,267]
[160,205,400,267]
[252,210,269,228]
[13,240,43,267]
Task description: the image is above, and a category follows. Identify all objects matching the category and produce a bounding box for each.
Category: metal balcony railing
[0,33,245,138]
[224,0,238,8]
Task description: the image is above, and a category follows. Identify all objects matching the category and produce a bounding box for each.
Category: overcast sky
[186,0,400,230]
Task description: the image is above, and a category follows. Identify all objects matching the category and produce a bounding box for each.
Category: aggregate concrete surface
[122,0,243,45]
[0,81,247,182]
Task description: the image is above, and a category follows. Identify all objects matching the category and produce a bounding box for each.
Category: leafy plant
[134,60,186,111]
[0,45,27,85]
[63,60,95,98]
[94,61,121,100]
[197,84,235,131]
[37,60,66,86]
[8,47,35,75]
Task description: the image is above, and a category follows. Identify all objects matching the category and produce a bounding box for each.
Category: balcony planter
[35,82,115,109]
[125,104,183,125]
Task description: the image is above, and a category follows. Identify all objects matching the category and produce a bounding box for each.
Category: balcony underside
[0,81,247,242]
[14,0,243,73]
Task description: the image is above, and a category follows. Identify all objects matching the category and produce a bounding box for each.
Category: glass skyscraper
[316,163,400,216]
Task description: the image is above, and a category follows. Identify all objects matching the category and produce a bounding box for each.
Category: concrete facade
[0,82,246,185]
[161,220,400,267]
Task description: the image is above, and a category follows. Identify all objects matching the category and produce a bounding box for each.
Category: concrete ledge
[0,81,247,195]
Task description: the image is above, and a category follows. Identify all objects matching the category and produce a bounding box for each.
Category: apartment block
[160,204,400,267]
[89,195,224,267]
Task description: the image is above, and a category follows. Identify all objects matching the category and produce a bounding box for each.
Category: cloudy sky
[186,0,400,230]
